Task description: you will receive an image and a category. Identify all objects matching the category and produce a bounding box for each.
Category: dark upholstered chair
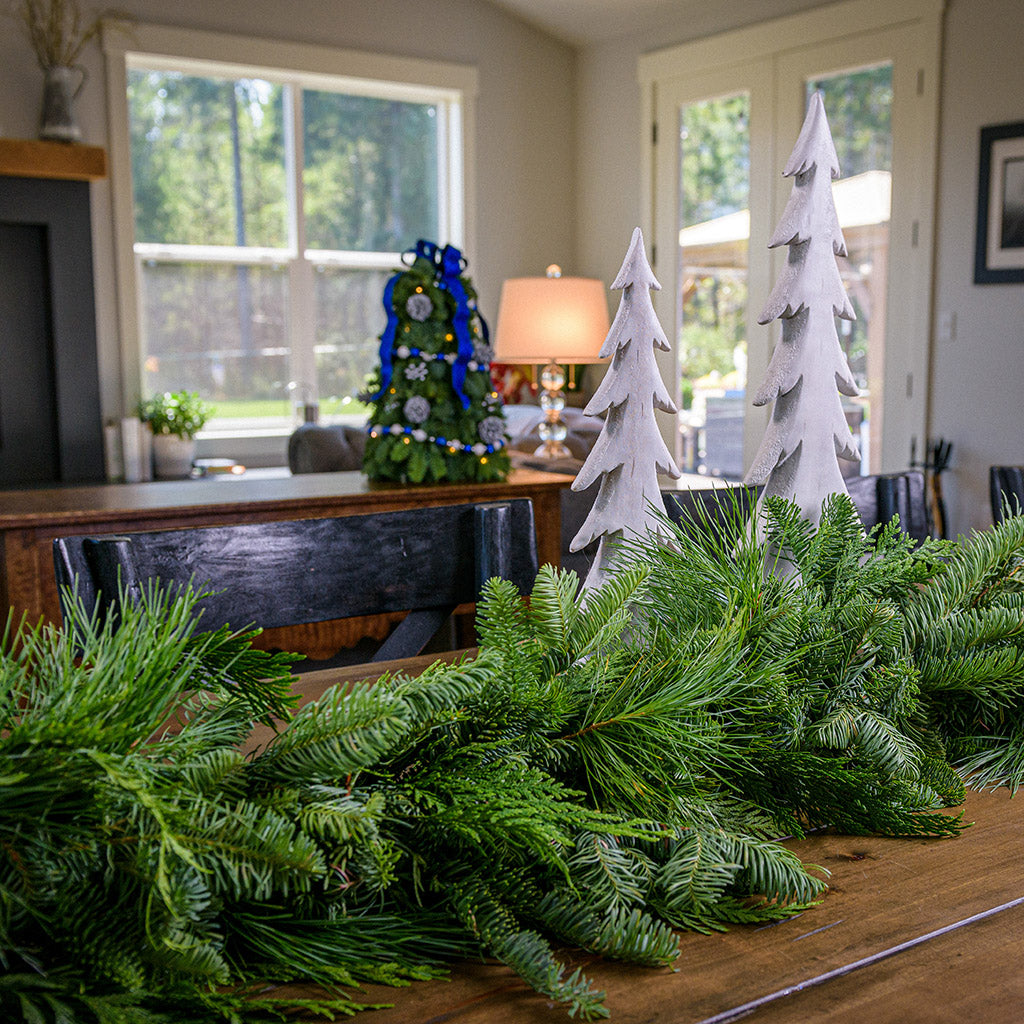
[287,423,368,474]
[990,466,1024,524]
[562,470,932,579]
[53,501,538,667]
[846,470,932,542]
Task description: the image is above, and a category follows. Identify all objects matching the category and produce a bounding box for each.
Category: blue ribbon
[371,273,402,399]
[371,240,483,409]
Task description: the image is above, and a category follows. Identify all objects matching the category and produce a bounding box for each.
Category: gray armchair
[288,423,367,474]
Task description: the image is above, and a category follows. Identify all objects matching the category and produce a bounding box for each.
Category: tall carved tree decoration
[745,92,860,533]
[570,227,681,592]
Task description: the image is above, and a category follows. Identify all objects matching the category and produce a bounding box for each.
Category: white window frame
[103,22,477,460]
[639,0,943,475]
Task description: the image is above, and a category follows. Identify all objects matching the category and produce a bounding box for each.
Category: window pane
[678,93,750,480]
[303,90,440,251]
[140,262,291,428]
[808,65,892,475]
[314,266,391,421]
[128,69,287,247]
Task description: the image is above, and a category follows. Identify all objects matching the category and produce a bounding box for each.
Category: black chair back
[659,470,932,543]
[846,470,932,542]
[53,500,538,665]
[990,466,1024,524]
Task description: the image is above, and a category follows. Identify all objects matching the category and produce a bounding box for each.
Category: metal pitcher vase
[40,65,87,142]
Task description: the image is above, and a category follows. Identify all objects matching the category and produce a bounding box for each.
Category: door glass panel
[807,65,892,475]
[677,93,750,479]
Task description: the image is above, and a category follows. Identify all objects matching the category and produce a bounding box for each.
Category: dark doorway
[0,176,104,487]
[0,222,60,485]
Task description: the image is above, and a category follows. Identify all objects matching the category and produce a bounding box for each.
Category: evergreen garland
[5,500,1024,1021]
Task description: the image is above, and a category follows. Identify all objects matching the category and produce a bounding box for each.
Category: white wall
[928,0,1024,537]
[575,0,1024,538]
[573,0,829,284]
[0,0,576,421]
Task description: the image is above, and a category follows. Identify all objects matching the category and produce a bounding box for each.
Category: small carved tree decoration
[570,227,681,592]
[745,92,860,534]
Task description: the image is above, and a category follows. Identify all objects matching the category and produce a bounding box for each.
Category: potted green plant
[139,390,213,479]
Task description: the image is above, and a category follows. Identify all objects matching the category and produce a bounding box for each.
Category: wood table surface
[256,653,1024,1023]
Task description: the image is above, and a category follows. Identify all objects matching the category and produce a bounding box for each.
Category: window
[105,25,475,454]
[641,0,942,478]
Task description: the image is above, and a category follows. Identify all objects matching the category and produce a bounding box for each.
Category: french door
[645,0,942,479]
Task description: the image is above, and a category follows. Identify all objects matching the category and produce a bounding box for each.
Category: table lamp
[494,265,610,458]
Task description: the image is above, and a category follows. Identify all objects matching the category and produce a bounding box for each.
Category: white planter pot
[151,434,196,480]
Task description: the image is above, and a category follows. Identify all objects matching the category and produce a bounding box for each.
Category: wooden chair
[989,466,1024,524]
[53,500,538,666]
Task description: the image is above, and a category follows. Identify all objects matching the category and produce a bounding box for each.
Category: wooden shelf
[0,137,107,181]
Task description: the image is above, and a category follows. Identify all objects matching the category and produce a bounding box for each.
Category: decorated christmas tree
[570,227,681,591]
[362,241,510,484]
[744,92,860,527]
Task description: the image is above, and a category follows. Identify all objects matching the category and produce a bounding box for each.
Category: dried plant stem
[14,0,111,68]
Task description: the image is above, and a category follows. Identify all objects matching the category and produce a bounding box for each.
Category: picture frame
[974,120,1024,284]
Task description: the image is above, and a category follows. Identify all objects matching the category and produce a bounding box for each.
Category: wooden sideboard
[0,468,573,657]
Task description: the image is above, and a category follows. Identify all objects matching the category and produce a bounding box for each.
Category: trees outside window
[125,57,464,436]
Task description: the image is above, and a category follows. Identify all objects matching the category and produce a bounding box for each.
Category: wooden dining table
[251,652,1024,1024]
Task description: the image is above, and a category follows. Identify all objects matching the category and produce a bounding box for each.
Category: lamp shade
[493,276,610,364]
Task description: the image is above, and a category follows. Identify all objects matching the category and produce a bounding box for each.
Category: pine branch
[741,749,964,837]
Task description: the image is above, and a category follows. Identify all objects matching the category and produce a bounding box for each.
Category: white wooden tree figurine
[570,227,681,592]
[744,91,860,530]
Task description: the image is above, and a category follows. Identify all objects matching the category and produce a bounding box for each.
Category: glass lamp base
[534,361,572,459]
[533,438,573,459]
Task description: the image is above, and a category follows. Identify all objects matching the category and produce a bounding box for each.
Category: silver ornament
[478,415,506,446]
[406,293,434,321]
[403,396,431,424]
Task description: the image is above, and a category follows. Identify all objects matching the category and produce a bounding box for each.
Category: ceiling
[483,0,836,48]
[483,0,697,47]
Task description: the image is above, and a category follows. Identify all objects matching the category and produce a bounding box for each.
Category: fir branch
[448,877,609,1020]
[565,831,651,913]
[528,564,584,656]
[570,565,649,660]
[904,513,1024,638]
[532,889,679,967]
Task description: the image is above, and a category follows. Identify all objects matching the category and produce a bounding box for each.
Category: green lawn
[209,398,372,420]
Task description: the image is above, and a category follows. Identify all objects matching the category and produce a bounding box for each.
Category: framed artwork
[974,120,1024,283]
